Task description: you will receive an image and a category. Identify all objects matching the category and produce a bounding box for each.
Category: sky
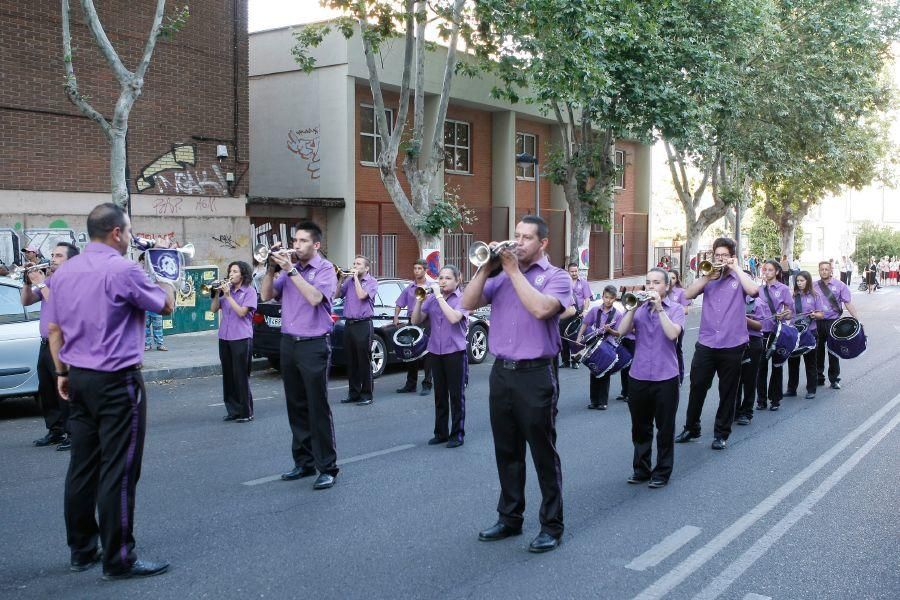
[249,0,340,32]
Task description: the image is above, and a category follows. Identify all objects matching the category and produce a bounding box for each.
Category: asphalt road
[1,286,898,600]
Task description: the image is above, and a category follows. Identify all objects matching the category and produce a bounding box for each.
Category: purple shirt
[572,277,592,309]
[815,278,851,320]
[46,242,166,371]
[757,281,792,334]
[421,288,469,355]
[582,304,622,335]
[792,292,822,333]
[396,278,435,310]
[669,286,692,307]
[482,256,573,360]
[628,298,686,382]
[218,284,257,341]
[339,274,378,319]
[273,253,337,337]
[746,296,764,338]
[698,271,750,348]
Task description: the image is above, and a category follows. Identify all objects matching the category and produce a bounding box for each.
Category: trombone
[698,260,728,277]
[11,262,50,281]
[468,240,517,269]
[201,279,229,295]
[622,291,654,310]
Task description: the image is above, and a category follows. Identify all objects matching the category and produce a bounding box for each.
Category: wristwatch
[288,268,299,277]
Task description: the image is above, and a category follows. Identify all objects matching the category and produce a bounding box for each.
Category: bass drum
[826,317,866,360]
[392,325,429,362]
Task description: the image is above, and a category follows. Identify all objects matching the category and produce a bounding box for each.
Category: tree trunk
[109,127,129,209]
[568,191,590,269]
[682,225,702,285]
[780,225,796,260]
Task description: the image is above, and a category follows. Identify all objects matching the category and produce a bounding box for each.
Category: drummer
[815,261,860,390]
[756,260,793,411]
[577,285,621,410]
[786,271,825,399]
[735,275,765,426]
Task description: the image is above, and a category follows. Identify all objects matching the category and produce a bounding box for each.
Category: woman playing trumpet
[577,285,622,410]
[211,261,258,422]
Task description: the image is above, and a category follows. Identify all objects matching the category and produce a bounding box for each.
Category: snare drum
[792,318,816,356]
[581,337,619,378]
[392,325,429,362]
[826,316,866,359]
[765,321,799,367]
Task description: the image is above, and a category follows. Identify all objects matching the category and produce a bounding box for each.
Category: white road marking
[208,403,224,407]
[632,391,900,600]
[241,443,416,486]
[693,409,900,600]
[209,395,275,407]
[742,594,771,600]
[626,526,702,571]
[687,327,699,331]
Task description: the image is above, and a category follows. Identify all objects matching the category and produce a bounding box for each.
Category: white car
[0,277,41,401]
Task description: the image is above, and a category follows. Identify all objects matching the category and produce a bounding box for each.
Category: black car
[252,278,490,378]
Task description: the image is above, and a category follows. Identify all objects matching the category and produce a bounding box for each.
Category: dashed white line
[742,594,771,600]
[626,526,702,571]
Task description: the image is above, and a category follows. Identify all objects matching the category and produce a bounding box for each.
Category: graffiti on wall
[150,196,221,216]
[0,227,86,266]
[211,234,249,249]
[286,127,320,180]
[137,144,228,196]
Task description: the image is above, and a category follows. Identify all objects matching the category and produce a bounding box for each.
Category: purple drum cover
[792,326,817,357]
[766,322,799,367]
[393,325,429,362]
[827,324,866,360]
[607,340,633,375]
[583,338,619,378]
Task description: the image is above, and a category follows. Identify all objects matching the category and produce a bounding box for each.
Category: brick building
[249,24,652,280]
[0,0,250,268]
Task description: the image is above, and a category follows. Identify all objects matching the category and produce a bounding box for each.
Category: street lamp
[516,152,540,217]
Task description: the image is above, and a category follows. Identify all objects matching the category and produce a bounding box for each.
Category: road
[1,286,898,599]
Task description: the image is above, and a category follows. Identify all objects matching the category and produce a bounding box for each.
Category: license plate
[265,316,282,328]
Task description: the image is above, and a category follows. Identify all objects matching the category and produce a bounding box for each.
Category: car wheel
[370,334,387,379]
[267,355,281,372]
[467,324,488,364]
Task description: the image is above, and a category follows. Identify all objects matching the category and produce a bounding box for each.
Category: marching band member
[462,215,572,554]
[261,221,340,490]
[559,262,592,369]
[668,270,692,315]
[210,260,258,423]
[335,255,378,406]
[411,265,469,448]
[755,260,792,411]
[734,276,765,426]
[577,284,621,410]
[46,203,174,579]
[676,237,758,451]
[814,261,860,390]
[617,268,685,488]
[786,271,824,400]
[394,259,434,395]
[20,242,79,450]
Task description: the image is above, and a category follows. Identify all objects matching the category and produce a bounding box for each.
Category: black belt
[284,333,327,342]
[345,317,372,323]
[40,337,49,346]
[497,358,552,370]
[70,364,142,374]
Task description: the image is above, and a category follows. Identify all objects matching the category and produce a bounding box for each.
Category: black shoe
[56,437,72,451]
[648,479,668,489]
[222,415,238,422]
[357,398,373,406]
[598,404,608,410]
[817,378,826,386]
[830,382,841,390]
[804,392,816,399]
[616,394,628,401]
[571,362,580,370]
[313,473,336,490]
[756,402,767,411]
[33,432,66,447]
[419,386,432,397]
[428,436,448,445]
[528,532,561,553]
[769,403,780,411]
[340,397,359,404]
[674,430,699,443]
[478,522,522,541]
[236,416,253,423]
[734,415,751,426]
[70,549,102,572]
[784,390,798,397]
[280,466,316,481]
[587,403,600,410]
[627,474,651,484]
[446,439,464,448]
[711,438,727,450]
[396,386,416,393]
[102,559,169,580]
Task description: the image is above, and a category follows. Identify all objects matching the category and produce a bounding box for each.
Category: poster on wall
[578,247,590,270]
[423,249,441,279]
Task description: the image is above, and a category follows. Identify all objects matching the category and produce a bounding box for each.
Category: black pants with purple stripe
[65,366,146,575]
[488,360,563,538]
[219,338,254,418]
[430,351,467,441]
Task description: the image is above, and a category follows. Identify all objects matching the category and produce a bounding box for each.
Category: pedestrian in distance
[864,257,877,294]
[394,259,434,395]
[335,255,378,406]
[577,284,622,410]
[785,271,824,400]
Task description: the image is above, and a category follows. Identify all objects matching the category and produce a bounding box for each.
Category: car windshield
[0,284,28,325]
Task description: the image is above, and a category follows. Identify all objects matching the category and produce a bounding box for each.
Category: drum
[765,321,799,367]
[826,317,866,359]
[609,339,633,375]
[792,318,816,356]
[581,337,619,378]
[392,325,429,362]
[562,315,584,339]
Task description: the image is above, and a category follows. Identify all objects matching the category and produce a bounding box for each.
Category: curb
[143,358,270,383]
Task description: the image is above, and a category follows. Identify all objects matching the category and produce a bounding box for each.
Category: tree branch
[357,15,394,168]
[80,0,131,82]
[390,0,415,154]
[426,0,466,175]
[134,0,167,82]
[61,0,111,139]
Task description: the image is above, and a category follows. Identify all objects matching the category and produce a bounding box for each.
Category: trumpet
[414,286,436,301]
[130,234,156,251]
[622,291,653,310]
[201,279,229,295]
[11,262,51,281]
[253,243,296,266]
[468,240,517,269]
[334,265,356,278]
[698,260,728,277]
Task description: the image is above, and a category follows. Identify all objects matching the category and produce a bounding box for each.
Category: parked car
[252,278,490,378]
[0,277,42,401]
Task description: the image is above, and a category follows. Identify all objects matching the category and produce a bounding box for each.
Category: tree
[748,205,803,260]
[293,0,470,255]
[61,0,189,209]
[851,221,900,273]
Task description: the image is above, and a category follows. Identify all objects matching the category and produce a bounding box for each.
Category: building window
[615,149,626,189]
[444,120,471,173]
[444,232,475,281]
[516,132,537,179]
[360,233,397,277]
[360,104,393,165]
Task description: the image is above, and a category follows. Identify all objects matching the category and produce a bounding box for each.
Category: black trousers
[736,336,764,418]
[280,335,338,476]
[589,373,611,407]
[558,316,576,366]
[344,320,374,401]
[628,376,679,482]
[684,343,745,440]
[757,333,784,405]
[65,366,146,574]
[431,351,467,441]
[219,338,254,418]
[788,347,817,394]
[404,357,432,389]
[488,361,563,538]
[619,338,636,397]
[816,320,840,384]
[37,341,68,434]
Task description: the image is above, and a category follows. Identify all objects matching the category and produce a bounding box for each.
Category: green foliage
[158,5,190,40]
[851,222,900,271]
[748,205,803,259]
[416,187,477,237]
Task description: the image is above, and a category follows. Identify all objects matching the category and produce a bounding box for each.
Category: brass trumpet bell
[698,260,726,277]
[201,280,228,295]
[467,240,517,269]
[253,243,295,265]
[10,262,50,281]
[334,265,355,278]
[622,291,652,311]
[414,286,435,301]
